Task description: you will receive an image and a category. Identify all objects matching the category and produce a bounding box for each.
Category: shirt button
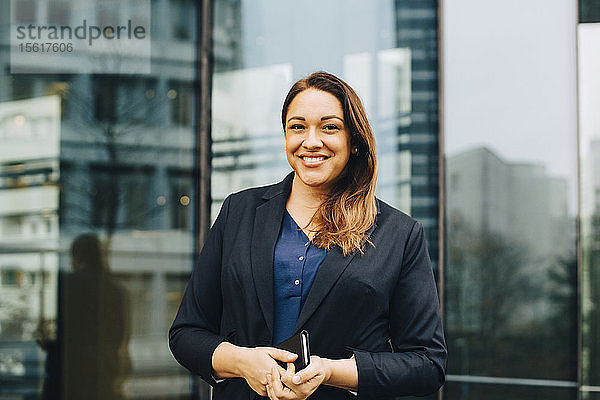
[294,279,300,285]
[298,256,304,261]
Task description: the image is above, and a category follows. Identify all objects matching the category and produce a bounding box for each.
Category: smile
[299,155,330,167]
[302,156,327,162]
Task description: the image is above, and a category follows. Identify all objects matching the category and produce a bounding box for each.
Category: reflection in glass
[211,0,440,269]
[580,22,600,393]
[443,0,578,396]
[446,147,576,380]
[49,234,131,400]
[445,382,576,400]
[0,95,61,398]
[0,0,199,398]
[580,0,600,23]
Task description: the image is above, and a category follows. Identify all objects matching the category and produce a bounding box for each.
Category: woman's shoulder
[375,197,419,226]
[227,184,269,203]
[222,173,293,209]
[374,198,425,241]
[227,180,285,204]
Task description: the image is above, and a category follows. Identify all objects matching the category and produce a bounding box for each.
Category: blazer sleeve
[168,195,232,385]
[352,221,447,397]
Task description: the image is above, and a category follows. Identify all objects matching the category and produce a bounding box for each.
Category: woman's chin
[294,174,332,191]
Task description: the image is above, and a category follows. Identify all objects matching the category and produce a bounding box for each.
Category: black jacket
[169,173,447,399]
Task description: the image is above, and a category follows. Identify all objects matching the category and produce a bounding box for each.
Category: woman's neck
[286,176,329,235]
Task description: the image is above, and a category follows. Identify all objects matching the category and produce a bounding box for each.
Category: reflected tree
[57,75,176,241]
[546,254,578,379]
[445,210,574,379]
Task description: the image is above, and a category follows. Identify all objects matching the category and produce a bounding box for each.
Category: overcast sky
[442,0,578,183]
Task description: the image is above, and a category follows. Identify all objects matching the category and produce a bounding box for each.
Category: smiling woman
[169,71,447,400]
[281,72,378,255]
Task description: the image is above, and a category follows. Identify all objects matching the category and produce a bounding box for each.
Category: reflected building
[446,146,576,382]
[211,0,440,267]
[447,146,572,329]
[393,0,440,264]
[0,0,206,398]
[0,96,61,394]
[448,147,570,261]
[0,96,60,334]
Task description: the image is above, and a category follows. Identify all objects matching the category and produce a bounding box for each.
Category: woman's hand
[265,355,330,400]
[238,347,297,396]
[212,342,298,397]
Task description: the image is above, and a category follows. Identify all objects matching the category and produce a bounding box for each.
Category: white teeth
[303,157,325,162]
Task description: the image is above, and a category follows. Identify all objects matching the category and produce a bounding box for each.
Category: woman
[169,71,446,399]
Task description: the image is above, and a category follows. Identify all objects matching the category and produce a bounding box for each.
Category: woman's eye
[323,124,340,131]
[289,124,305,130]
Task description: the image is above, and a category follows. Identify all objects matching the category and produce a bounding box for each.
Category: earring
[352,147,359,155]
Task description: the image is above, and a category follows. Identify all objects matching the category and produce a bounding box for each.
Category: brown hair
[281,71,378,255]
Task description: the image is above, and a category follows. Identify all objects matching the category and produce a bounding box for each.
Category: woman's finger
[292,363,323,385]
[284,361,297,383]
[270,365,289,398]
[268,348,298,363]
[279,359,326,400]
[266,373,277,400]
[276,362,287,376]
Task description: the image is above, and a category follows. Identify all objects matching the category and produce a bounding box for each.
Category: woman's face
[285,88,351,193]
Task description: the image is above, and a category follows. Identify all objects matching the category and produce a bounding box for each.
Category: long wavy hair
[281,71,378,255]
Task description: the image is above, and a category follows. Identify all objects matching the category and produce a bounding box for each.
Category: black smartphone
[274,330,310,372]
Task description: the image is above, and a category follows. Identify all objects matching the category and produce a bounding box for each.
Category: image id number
[19,43,73,52]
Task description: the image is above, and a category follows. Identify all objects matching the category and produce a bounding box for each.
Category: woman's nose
[302,127,323,148]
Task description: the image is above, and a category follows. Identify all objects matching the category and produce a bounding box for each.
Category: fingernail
[266,373,272,382]
[292,375,301,384]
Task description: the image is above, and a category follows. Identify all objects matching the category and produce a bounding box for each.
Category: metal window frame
[192,0,213,398]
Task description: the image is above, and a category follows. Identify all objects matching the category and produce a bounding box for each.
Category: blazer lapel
[251,173,294,338]
[293,199,381,333]
[293,246,356,333]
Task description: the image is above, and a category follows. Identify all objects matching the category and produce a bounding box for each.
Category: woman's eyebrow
[287,116,305,123]
[321,115,343,122]
[287,115,344,123]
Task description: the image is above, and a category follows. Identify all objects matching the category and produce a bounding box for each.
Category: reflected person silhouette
[59,234,131,400]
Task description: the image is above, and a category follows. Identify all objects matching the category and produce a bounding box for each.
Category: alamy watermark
[11,0,151,74]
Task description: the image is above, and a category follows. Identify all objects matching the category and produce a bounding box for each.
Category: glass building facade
[0,0,596,399]
[580,0,600,398]
[442,1,579,399]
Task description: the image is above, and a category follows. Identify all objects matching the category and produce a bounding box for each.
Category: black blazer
[169,173,446,399]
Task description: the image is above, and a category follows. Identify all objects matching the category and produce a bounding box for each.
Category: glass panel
[582,392,600,400]
[211,0,440,267]
[0,0,200,398]
[443,0,578,388]
[445,382,576,400]
[580,22,600,389]
[580,0,600,23]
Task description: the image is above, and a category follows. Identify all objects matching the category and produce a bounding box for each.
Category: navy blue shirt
[272,210,327,345]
